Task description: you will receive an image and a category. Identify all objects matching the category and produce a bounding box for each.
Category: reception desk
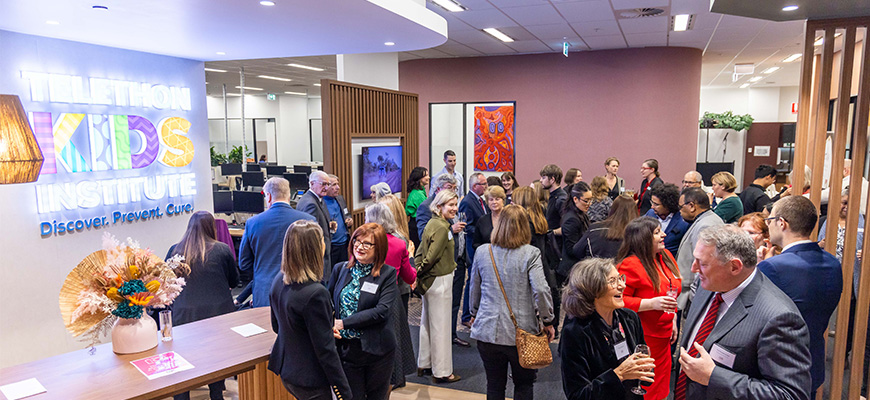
[0,308,294,400]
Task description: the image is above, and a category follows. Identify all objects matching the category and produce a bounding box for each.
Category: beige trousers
[417,272,454,378]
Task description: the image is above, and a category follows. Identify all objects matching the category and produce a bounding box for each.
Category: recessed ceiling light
[287,63,325,71]
[431,0,466,12]
[314,83,322,87]
[749,76,763,82]
[284,91,307,96]
[673,14,691,32]
[46,20,60,25]
[260,0,276,5]
[204,68,227,73]
[483,28,514,43]
[92,5,108,10]
[385,42,395,46]
[740,83,750,89]
[782,53,802,62]
[235,86,263,91]
[782,5,799,11]
[216,51,226,55]
[258,75,292,82]
[762,67,780,74]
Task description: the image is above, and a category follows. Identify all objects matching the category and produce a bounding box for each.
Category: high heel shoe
[433,374,461,384]
[416,368,432,377]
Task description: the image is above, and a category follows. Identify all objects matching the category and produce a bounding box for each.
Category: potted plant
[210,146,228,166]
[699,111,754,131]
[227,145,251,164]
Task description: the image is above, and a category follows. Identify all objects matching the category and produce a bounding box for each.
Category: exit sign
[267,93,277,101]
[792,102,798,114]
[563,42,569,57]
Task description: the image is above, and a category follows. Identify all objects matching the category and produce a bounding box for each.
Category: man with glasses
[453,173,490,346]
[757,196,841,394]
[296,170,337,279]
[675,188,724,309]
[324,174,353,265]
[682,171,712,194]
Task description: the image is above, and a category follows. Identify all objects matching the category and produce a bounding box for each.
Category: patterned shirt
[338,262,374,339]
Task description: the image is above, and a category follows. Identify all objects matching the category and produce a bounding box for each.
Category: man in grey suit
[676,225,811,400]
[676,187,724,309]
[296,170,336,280]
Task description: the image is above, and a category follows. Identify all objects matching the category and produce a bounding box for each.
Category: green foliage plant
[699,111,754,131]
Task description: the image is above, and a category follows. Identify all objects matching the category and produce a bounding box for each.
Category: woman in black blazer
[558,182,592,282]
[328,223,399,400]
[560,258,655,400]
[269,220,351,400]
[637,159,663,216]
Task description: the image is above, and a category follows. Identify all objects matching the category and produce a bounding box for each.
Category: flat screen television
[360,145,402,199]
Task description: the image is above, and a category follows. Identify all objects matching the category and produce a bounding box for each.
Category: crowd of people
[163,150,865,400]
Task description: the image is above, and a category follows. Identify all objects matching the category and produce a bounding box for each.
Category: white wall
[700,86,799,122]
[336,52,399,90]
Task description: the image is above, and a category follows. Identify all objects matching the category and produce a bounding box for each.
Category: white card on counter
[0,378,47,400]
[361,281,379,294]
[231,323,268,337]
[710,344,736,368]
[614,340,630,360]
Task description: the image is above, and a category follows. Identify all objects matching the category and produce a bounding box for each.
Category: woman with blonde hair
[269,220,351,400]
[415,189,462,383]
[710,171,743,223]
[472,186,507,250]
[587,176,614,223]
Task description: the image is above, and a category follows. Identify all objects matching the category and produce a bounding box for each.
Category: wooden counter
[0,308,294,400]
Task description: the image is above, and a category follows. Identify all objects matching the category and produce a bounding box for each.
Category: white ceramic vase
[111,314,158,354]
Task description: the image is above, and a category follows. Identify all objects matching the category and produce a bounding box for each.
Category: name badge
[343,208,348,214]
[710,343,736,368]
[361,281,378,294]
[447,231,454,241]
[614,340,630,360]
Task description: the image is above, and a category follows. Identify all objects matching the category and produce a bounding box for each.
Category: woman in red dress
[615,216,681,400]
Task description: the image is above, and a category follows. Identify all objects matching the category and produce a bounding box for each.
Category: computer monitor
[241,171,265,187]
[283,173,309,192]
[220,163,242,175]
[316,165,324,171]
[265,165,287,175]
[246,163,261,172]
[293,165,312,176]
[265,161,278,165]
[232,191,265,213]
[213,191,233,214]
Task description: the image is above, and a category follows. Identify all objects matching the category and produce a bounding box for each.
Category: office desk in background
[0,308,293,400]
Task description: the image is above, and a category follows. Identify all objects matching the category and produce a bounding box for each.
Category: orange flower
[127,292,153,306]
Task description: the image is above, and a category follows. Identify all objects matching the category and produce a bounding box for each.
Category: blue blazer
[239,202,315,308]
[459,191,489,264]
[644,210,689,257]
[758,242,842,391]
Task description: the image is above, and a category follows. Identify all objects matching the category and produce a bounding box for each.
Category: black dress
[560,308,646,400]
[166,242,239,326]
[558,208,589,280]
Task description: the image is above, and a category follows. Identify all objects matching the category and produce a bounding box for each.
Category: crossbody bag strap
[489,245,519,329]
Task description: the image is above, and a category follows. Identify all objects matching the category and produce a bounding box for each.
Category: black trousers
[281,381,334,400]
[331,241,349,266]
[452,257,469,338]
[337,339,394,400]
[477,341,537,400]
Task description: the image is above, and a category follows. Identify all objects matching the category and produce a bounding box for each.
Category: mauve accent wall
[400,47,703,191]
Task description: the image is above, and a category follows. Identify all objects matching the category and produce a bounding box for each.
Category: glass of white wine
[631,344,650,395]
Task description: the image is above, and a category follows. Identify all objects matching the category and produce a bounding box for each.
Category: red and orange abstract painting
[473,105,515,172]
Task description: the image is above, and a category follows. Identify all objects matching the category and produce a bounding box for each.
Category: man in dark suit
[676,187,724,309]
[758,196,842,393]
[676,225,811,400]
[325,174,353,265]
[453,173,489,346]
[239,177,315,308]
[416,173,459,240]
[296,170,336,279]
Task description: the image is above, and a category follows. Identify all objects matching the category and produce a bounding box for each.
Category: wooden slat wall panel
[321,80,419,225]
[796,18,870,400]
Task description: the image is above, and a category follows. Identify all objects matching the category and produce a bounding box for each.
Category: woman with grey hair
[415,189,461,383]
[364,203,417,389]
[560,258,655,400]
[370,182,392,201]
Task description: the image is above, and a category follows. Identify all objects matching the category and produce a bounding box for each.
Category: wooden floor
[172,381,500,400]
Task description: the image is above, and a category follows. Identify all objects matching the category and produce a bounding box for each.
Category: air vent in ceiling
[619,8,665,18]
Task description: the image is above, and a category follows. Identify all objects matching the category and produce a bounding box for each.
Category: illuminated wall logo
[20,71,199,235]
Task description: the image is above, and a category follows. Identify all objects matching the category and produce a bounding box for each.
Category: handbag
[488,246,553,369]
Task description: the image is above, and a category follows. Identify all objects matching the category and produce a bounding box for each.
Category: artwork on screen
[360,145,402,199]
[473,105,515,172]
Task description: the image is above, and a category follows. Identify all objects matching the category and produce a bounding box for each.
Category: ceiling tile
[436,42,486,56]
[488,0,550,7]
[437,12,478,31]
[453,8,518,29]
[497,26,538,41]
[617,16,667,34]
[452,0,495,10]
[449,29,497,43]
[554,1,615,23]
[464,40,519,54]
[525,23,577,39]
[570,19,621,36]
[411,48,457,58]
[544,36,587,51]
[610,0,667,10]
[582,34,627,49]
[668,29,714,44]
[500,5,563,26]
[692,12,724,30]
[506,39,553,52]
[625,32,667,47]
[670,0,711,15]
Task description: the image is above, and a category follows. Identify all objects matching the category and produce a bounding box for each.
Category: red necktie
[674,293,724,400]
[479,197,486,214]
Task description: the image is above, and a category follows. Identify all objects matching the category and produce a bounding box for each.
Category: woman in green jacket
[710,171,743,223]
[415,189,461,384]
[405,166,429,246]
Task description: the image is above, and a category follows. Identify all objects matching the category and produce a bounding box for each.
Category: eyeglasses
[682,180,700,185]
[678,201,694,209]
[650,200,662,207]
[641,167,653,170]
[764,216,787,224]
[577,196,592,204]
[352,239,375,250]
[607,274,627,288]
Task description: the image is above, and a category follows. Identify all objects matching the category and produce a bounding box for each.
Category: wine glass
[457,212,467,224]
[665,286,679,314]
[631,344,651,395]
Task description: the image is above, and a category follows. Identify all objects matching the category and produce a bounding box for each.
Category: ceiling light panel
[258,75,292,81]
[204,68,227,72]
[287,63,325,71]
[748,76,763,82]
[483,28,514,43]
[284,91,306,95]
[762,67,780,74]
[782,53,802,62]
[672,14,693,32]
[236,86,263,90]
[431,0,466,12]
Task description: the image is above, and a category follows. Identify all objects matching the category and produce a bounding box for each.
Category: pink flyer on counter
[130,351,194,380]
